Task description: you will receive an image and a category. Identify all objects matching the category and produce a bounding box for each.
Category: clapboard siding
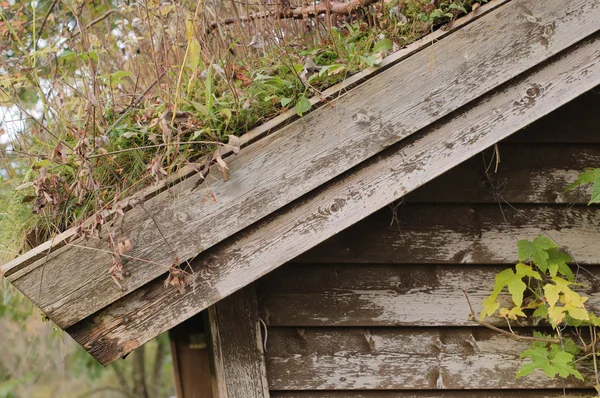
[506,88,600,144]
[257,99,600,393]
[256,263,600,327]
[295,204,600,264]
[404,144,600,204]
[264,327,591,390]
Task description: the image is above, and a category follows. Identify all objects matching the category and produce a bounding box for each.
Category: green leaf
[517,235,556,271]
[109,70,132,86]
[549,345,583,380]
[518,346,554,378]
[187,38,203,73]
[518,341,582,381]
[565,169,598,192]
[590,173,600,204]
[280,97,293,107]
[319,64,345,78]
[294,95,312,116]
[546,247,573,280]
[373,38,393,53]
[360,55,377,67]
[479,263,541,320]
[544,276,589,326]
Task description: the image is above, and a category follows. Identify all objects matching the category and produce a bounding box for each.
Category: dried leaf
[51,142,66,162]
[15,182,33,191]
[117,239,132,255]
[227,135,241,154]
[214,150,230,181]
[148,134,159,144]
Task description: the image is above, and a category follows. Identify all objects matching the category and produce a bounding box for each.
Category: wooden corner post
[206,284,270,398]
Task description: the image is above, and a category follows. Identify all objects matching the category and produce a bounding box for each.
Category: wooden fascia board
[7,0,598,332]
[68,31,600,365]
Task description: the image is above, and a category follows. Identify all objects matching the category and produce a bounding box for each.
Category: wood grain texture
[264,327,591,390]
[7,0,600,330]
[296,204,600,264]
[0,0,510,279]
[404,144,600,204]
[66,31,600,365]
[270,391,597,397]
[257,263,600,327]
[207,285,270,398]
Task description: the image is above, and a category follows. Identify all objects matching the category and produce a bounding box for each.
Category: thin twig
[87,140,234,159]
[70,9,121,39]
[462,289,561,344]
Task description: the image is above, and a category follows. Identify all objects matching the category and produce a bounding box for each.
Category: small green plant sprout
[479,235,600,384]
[566,168,600,204]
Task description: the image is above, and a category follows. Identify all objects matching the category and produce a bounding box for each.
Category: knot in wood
[525,83,542,98]
[543,22,555,38]
[352,111,372,126]
[175,211,190,223]
[328,198,346,214]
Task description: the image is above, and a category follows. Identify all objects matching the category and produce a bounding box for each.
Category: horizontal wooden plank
[404,144,600,204]
[67,31,600,365]
[506,86,600,143]
[265,327,591,390]
[297,204,600,264]
[257,263,600,327]
[7,0,600,330]
[271,391,597,398]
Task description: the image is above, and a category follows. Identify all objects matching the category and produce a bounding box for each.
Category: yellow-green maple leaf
[543,276,589,326]
[480,263,541,321]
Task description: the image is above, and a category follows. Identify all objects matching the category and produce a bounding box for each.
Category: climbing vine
[478,169,600,390]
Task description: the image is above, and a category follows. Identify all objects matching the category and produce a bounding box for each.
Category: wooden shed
[3,0,600,396]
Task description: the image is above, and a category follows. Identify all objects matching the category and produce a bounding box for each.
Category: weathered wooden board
[257,263,600,327]
[67,31,600,365]
[7,0,600,331]
[507,87,600,144]
[404,144,600,204]
[207,285,270,398]
[271,392,597,398]
[297,204,600,264]
[264,327,590,390]
[0,0,510,280]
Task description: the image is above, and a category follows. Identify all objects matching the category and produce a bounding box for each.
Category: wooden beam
[6,0,600,330]
[264,327,590,389]
[207,285,270,398]
[257,263,600,327]
[66,29,600,365]
[169,315,213,398]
